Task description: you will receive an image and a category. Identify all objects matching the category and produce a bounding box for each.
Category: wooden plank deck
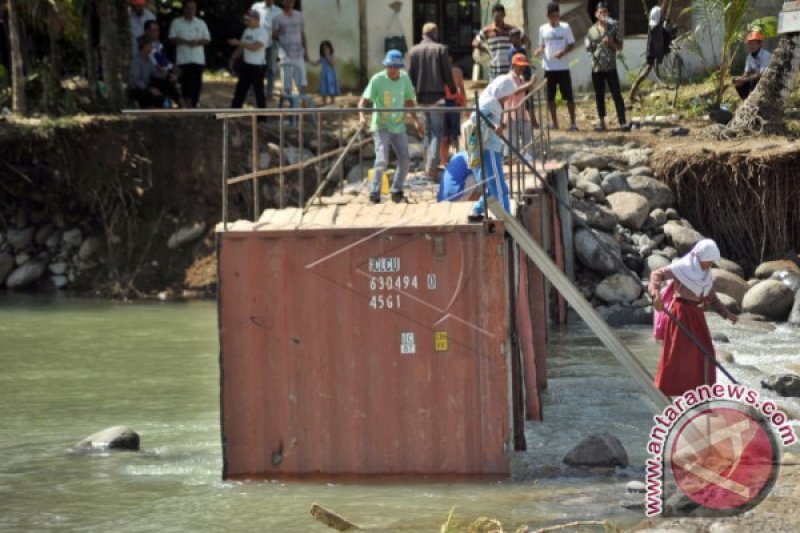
[217,158,565,233]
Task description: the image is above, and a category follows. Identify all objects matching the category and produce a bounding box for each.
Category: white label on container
[400,332,416,354]
[369,257,400,273]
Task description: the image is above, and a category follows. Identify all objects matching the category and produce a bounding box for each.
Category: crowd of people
[127,0,329,109]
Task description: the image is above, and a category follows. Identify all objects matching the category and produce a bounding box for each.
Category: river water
[1,294,798,532]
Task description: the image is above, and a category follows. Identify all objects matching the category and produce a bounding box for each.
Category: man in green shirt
[359,50,423,204]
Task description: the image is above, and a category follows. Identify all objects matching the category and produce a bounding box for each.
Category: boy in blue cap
[359,50,423,204]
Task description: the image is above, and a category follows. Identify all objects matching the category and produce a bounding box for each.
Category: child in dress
[315,40,339,105]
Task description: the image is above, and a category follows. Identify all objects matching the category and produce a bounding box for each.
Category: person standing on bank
[272,0,310,100]
[586,2,628,131]
[535,3,578,131]
[169,0,211,108]
[735,31,772,100]
[129,0,156,58]
[229,10,268,109]
[473,4,523,81]
[407,22,457,181]
[251,0,282,103]
[359,50,423,205]
[648,239,738,396]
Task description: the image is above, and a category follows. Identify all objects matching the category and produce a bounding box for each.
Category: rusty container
[218,220,514,479]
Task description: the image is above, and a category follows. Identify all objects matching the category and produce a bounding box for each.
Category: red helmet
[746,31,764,42]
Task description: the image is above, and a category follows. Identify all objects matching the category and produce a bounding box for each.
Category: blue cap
[383,49,405,68]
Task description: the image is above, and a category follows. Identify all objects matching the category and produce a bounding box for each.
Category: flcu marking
[369,257,400,273]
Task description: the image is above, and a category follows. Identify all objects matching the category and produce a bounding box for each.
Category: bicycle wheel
[654,53,684,90]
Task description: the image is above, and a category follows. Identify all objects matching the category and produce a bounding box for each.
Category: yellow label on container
[434,331,448,352]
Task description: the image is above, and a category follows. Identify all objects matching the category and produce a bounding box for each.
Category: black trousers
[592,70,626,124]
[736,79,758,100]
[179,63,204,107]
[129,87,163,109]
[231,63,266,109]
[150,76,181,104]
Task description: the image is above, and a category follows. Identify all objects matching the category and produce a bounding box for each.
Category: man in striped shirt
[473,4,525,80]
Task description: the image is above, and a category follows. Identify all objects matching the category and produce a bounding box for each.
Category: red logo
[669,406,779,512]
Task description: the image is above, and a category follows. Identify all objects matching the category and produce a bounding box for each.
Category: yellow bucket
[368,169,393,195]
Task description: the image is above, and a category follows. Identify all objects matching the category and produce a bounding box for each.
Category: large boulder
[167,222,207,250]
[772,270,800,293]
[0,253,14,286]
[595,274,642,303]
[761,375,800,397]
[574,228,623,274]
[601,171,629,195]
[626,175,674,209]
[597,304,653,326]
[73,425,140,452]
[581,167,602,185]
[79,236,103,260]
[714,258,745,279]
[576,180,605,202]
[5,262,47,289]
[35,224,56,246]
[789,290,800,327]
[711,270,749,306]
[606,192,650,230]
[628,166,654,177]
[6,227,34,250]
[563,433,629,468]
[642,253,670,280]
[570,152,611,170]
[742,280,795,321]
[755,260,800,279]
[62,228,84,249]
[663,222,703,255]
[572,200,617,232]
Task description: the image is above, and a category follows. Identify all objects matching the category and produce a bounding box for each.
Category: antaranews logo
[645,384,797,517]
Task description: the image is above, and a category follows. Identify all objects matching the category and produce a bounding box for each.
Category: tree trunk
[83,2,99,102]
[97,0,123,108]
[7,0,26,115]
[358,0,368,88]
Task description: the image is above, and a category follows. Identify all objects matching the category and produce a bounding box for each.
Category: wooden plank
[333,203,365,228]
[488,199,670,412]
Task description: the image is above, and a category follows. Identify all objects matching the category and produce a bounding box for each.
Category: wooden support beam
[488,200,670,411]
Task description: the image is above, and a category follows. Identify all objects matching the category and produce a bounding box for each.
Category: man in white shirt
[229,10,268,109]
[251,0,282,102]
[534,2,577,131]
[735,31,772,100]
[168,0,211,108]
[272,0,309,98]
[129,0,156,58]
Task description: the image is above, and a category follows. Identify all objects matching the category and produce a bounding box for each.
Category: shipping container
[217,202,516,479]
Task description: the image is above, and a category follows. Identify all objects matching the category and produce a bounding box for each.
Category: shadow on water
[1,293,797,531]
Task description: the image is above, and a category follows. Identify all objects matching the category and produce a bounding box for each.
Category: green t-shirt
[361,70,416,133]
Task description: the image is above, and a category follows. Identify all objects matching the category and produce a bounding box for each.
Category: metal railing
[126,81,553,229]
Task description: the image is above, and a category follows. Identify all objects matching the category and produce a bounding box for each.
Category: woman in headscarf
[468,74,518,222]
[648,239,738,396]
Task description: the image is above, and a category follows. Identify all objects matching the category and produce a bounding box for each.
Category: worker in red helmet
[734,31,772,100]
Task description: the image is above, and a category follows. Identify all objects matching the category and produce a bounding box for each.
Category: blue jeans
[281,61,306,96]
[424,107,444,173]
[371,131,410,195]
[472,150,510,215]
